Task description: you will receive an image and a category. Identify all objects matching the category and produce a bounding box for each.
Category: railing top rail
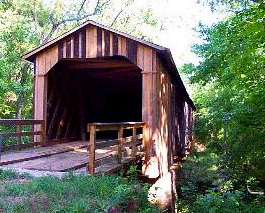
[87,122,145,132]
[88,122,145,126]
[0,119,44,125]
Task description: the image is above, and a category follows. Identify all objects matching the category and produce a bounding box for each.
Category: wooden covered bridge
[0,21,195,178]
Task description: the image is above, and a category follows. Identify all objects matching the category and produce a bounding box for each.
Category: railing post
[16,124,22,150]
[117,125,123,164]
[41,120,46,146]
[88,124,96,175]
[131,127,137,158]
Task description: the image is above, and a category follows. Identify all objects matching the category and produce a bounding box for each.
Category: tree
[182,3,265,183]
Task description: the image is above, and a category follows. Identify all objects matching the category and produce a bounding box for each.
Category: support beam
[88,124,96,175]
[131,126,137,157]
[141,48,160,178]
[117,125,124,164]
[34,75,47,144]
[56,106,68,139]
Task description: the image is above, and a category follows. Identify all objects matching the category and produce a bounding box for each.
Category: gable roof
[22,20,166,61]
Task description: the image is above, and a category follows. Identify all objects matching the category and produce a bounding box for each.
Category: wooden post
[41,120,46,146]
[17,124,22,150]
[117,125,123,164]
[88,124,96,175]
[131,127,137,158]
[34,75,47,143]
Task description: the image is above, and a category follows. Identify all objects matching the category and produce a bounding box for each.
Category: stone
[148,172,172,209]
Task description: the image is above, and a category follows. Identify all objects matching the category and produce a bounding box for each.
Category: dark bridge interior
[46,57,142,141]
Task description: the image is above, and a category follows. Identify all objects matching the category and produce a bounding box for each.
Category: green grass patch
[0,169,31,180]
[0,170,160,212]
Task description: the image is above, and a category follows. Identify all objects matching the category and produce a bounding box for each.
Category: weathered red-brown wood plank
[66,39,71,58]
[0,141,87,166]
[58,41,64,59]
[104,30,110,56]
[86,26,97,58]
[81,29,86,58]
[113,33,118,55]
[127,40,137,64]
[73,33,79,58]
[0,120,43,125]
[121,37,127,57]
[1,131,42,137]
[109,32,113,56]
[97,27,102,57]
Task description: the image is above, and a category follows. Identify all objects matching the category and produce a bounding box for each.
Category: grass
[0,169,160,212]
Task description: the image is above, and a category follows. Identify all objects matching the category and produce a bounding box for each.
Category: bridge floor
[0,141,126,174]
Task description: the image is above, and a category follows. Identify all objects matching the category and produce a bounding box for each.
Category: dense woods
[179,0,265,212]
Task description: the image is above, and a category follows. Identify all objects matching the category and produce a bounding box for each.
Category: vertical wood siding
[35,25,150,75]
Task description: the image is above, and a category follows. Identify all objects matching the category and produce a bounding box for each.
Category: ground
[0,169,160,213]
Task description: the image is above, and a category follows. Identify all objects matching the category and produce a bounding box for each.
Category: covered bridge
[20,20,195,178]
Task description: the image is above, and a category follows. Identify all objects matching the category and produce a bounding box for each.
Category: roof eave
[160,48,196,110]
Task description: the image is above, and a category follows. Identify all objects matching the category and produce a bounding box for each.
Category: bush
[177,151,265,213]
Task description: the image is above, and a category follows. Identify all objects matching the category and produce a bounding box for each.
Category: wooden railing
[87,122,145,175]
[0,119,45,152]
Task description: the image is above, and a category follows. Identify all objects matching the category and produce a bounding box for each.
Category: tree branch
[42,0,101,43]
[78,0,88,15]
[247,186,264,196]
[110,9,124,27]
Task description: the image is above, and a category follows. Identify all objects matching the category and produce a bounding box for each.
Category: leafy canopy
[182,2,265,182]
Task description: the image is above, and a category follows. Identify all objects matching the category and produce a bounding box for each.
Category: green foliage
[177,152,265,213]
[180,3,265,212]
[198,0,265,12]
[182,3,265,182]
[180,152,220,199]
[0,171,160,212]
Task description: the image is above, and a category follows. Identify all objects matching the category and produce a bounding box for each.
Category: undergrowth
[177,151,265,213]
[0,169,160,212]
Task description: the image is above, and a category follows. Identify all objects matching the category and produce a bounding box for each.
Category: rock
[148,172,172,209]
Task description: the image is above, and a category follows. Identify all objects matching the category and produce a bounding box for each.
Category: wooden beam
[117,125,123,164]
[64,114,72,138]
[56,105,68,139]
[1,131,42,137]
[61,59,136,70]
[47,96,62,139]
[104,30,110,56]
[88,124,96,175]
[81,28,86,58]
[41,120,46,146]
[113,33,118,55]
[73,33,79,58]
[131,127,137,157]
[97,27,102,57]
[0,120,43,125]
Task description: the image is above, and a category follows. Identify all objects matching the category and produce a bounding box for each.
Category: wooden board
[0,141,87,166]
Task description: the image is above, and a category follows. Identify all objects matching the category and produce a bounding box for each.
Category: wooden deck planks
[0,141,87,166]
[0,141,124,173]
